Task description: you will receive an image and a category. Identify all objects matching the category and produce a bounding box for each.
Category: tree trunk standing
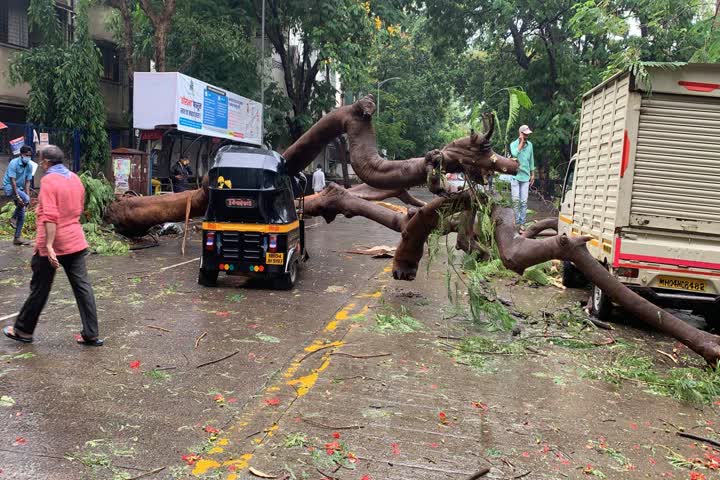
[138,0,177,72]
[108,0,135,79]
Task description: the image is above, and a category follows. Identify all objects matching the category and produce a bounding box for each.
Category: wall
[0,46,29,107]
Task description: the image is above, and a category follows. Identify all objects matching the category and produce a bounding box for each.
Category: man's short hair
[20,146,32,155]
[40,145,65,165]
[316,164,321,169]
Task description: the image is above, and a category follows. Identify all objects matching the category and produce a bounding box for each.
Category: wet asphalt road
[0,213,400,479]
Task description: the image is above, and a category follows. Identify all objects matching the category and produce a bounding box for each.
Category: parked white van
[559,64,720,327]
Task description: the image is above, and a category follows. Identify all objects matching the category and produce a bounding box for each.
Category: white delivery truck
[559,64,720,326]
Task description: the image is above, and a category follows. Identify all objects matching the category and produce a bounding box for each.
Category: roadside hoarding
[133,72,262,146]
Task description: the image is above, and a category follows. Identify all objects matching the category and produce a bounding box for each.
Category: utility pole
[260,0,266,144]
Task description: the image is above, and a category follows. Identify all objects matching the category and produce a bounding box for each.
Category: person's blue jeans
[510,179,530,226]
[4,187,29,238]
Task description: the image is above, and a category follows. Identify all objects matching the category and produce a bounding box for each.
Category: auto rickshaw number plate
[266,253,284,265]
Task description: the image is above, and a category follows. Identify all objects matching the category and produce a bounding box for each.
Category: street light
[377,77,400,118]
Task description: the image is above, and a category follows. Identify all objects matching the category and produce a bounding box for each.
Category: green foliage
[10,0,109,172]
[283,433,308,449]
[588,354,720,404]
[523,261,553,286]
[448,336,524,371]
[0,203,36,239]
[80,173,115,225]
[426,0,712,173]
[374,305,423,333]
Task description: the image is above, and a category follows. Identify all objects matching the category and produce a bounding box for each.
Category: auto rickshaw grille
[221,232,263,262]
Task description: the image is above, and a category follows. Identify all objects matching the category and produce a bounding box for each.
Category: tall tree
[236,0,378,141]
[425,0,712,173]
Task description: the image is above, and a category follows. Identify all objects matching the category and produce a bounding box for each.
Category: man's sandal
[75,335,104,347]
[3,326,33,344]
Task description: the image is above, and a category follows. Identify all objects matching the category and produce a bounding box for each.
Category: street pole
[376,77,400,118]
[260,0,266,145]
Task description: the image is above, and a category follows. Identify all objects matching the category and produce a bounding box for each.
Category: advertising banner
[134,72,262,146]
[9,136,25,155]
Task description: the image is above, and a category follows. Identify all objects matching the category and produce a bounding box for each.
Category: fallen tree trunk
[101,95,720,365]
[104,187,208,237]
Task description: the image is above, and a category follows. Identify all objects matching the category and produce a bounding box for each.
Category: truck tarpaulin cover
[133,72,263,146]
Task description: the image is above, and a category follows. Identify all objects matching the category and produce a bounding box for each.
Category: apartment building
[0,0,129,171]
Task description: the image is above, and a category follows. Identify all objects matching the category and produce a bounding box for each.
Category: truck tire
[198,268,218,287]
[562,261,587,288]
[274,260,298,290]
[590,283,612,320]
[704,309,720,331]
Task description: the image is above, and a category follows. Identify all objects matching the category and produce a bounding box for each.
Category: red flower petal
[13,437,27,446]
[263,397,280,406]
[129,360,141,370]
[332,432,341,439]
[391,443,400,455]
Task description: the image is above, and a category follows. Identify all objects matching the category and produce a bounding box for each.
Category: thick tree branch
[303,183,411,232]
[283,96,518,190]
[491,206,720,365]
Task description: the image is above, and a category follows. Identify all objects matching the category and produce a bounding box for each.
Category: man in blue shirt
[509,125,535,229]
[3,146,33,245]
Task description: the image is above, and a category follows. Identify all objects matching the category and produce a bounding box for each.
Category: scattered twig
[465,467,491,479]
[298,343,340,363]
[676,431,720,448]
[587,317,614,330]
[316,467,339,480]
[181,194,192,256]
[195,350,240,369]
[659,418,682,431]
[523,346,547,356]
[437,335,463,341]
[127,466,166,480]
[195,331,208,349]
[511,471,531,479]
[146,325,171,333]
[154,366,176,371]
[103,367,119,375]
[331,352,391,359]
[245,430,263,439]
[303,417,364,430]
[656,349,679,364]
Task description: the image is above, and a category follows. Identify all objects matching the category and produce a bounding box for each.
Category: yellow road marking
[195,265,392,477]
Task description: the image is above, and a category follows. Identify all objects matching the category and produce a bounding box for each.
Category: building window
[0,0,30,48]
[97,41,120,83]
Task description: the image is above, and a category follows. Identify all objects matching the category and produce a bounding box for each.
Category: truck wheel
[704,309,720,331]
[590,283,612,320]
[198,269,218,287]
[562,261,587,288]
[275,260,298,290]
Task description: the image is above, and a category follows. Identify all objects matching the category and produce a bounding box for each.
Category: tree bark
[104,187,207,236]
[138,0,177,72]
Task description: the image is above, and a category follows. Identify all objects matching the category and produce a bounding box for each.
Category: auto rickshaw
[198,145,306,289]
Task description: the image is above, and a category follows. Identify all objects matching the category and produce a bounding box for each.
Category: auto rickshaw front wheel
[198,268,219,287]
[274,260,298,290]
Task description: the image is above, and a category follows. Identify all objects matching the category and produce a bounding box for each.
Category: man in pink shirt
[3,145,103,346]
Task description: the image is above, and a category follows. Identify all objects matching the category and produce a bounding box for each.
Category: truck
[559,64,720,327]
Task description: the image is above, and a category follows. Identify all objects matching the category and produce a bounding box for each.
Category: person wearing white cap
[509,125,535,229]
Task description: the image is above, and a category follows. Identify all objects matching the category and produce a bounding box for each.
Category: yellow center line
[193,266,392,477]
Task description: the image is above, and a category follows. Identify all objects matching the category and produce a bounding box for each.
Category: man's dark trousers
[15,249,99,338]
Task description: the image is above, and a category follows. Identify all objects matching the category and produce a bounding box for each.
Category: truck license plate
[657,276,706,292]
[265,253,284,265]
